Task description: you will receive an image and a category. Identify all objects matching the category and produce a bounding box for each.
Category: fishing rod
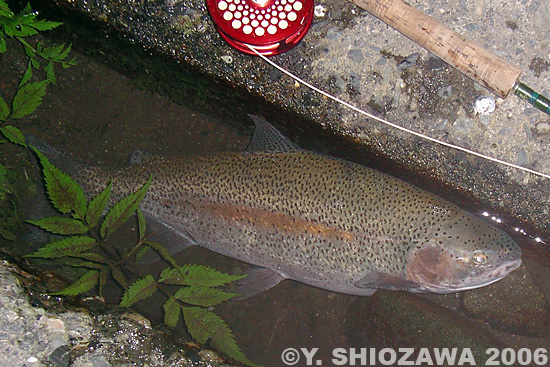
[205,0,550,116]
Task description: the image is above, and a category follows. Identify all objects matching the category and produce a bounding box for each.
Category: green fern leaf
[27,18,63,32]
[0,125,26,147]
[39,43,71,62]
[119,275,157,307]
[100,175,152,239]
[31,148,87,219]
[63,260,103,269]
[174,286,237,307]
[62,57,78,68]
[0,96,9,120]
[27,216,88,235]
[25,236,96,258]
[85,182,111,228]
[182,307,260,367]
[11,80,47,119]
[44,62,56,84]
[30,56,40,69]
[143,241,179,269]
[0,39,6,54]
[137,208,146,241]
[72,252,108,263]
[51,269,99,296]
[0,227,17,241]
[0,0,14,17]
[163,296,180,327]
[160,264,245,287]
[98,267,108,296]
[110,264,128,289]
[134,246,151,264]
[19,61,34,87]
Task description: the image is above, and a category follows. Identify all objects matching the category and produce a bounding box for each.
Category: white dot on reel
[223,11,233,21]
[231,19,242,29]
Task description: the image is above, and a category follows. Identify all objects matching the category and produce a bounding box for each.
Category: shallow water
[2,38,549,367]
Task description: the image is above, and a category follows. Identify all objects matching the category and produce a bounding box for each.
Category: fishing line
[245,44,550,180]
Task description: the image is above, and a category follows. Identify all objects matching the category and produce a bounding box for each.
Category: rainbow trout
[30,115,521,296]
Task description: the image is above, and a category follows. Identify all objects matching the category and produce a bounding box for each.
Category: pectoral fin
[232,267,286,300]
[355,272,418,292]
[136,216,197,264]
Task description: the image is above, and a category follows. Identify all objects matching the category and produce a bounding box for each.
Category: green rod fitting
[513,82,550,116]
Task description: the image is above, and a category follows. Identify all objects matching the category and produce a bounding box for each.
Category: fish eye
[472,250,488,265]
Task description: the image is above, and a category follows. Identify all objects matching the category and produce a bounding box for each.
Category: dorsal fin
[245,115,301,153]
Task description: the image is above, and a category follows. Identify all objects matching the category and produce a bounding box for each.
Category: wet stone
[461,265,550,337]
[49,345,71,367]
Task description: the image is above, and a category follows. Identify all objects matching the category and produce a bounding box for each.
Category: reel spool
[206,0,314,56]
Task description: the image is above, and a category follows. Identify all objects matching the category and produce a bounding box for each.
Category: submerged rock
[462,264,550,337]
[345,291,518,366]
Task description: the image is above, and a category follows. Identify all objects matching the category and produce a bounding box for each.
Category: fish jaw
[405,244,522,294]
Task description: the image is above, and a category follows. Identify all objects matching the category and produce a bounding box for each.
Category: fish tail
[25,135,83,176]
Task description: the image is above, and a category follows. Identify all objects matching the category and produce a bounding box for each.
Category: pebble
[397,52,420,70]
[46,317,66,333]
[381,65,392,83]
[220,55,232,64]
[325,27,340,40]
[375,57,387,66]
[334,77,346,91]
[314,4,327,18]
[347,49,363,63]
[536,121,550,134]
[451,116,474,135]
[516,148,527,165]
[478,114,491,126]
[197,349,224,364]
[437,85,453,99]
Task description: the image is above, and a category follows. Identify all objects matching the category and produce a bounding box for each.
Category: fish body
[30,116,522,296]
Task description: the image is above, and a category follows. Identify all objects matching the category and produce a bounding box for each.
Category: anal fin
[232,267,286,300]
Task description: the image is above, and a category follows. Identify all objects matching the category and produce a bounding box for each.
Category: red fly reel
[206,0,314,56]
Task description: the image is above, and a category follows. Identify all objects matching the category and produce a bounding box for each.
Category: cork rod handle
[351,0,521,98]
